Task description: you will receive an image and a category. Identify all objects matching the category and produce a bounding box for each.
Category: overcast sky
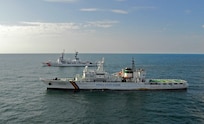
[0,0,204,53]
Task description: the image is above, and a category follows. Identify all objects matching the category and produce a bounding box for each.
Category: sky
[0,0,204,54]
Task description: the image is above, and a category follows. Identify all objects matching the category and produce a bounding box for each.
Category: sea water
[0,54,204,123]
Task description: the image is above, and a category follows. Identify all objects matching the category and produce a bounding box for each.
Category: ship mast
[61,49,65,60]
[75,51,79,60]
[132,58,136,71]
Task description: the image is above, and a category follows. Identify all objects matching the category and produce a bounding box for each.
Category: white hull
[41,78,188,91]
[42,62,97,67]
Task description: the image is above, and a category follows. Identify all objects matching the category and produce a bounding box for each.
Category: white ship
[42,50,98,67]
[41,58,188,91]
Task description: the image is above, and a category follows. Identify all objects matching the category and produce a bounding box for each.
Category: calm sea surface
[0,54,204,124]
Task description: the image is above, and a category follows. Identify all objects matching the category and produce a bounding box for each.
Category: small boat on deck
[42,50,99,67]
[41,58,188,91]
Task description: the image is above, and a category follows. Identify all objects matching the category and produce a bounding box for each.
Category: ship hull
[42,62,97,67]
[41,78,188,91]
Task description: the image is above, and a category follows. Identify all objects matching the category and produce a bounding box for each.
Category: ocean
[0,54,204,124]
